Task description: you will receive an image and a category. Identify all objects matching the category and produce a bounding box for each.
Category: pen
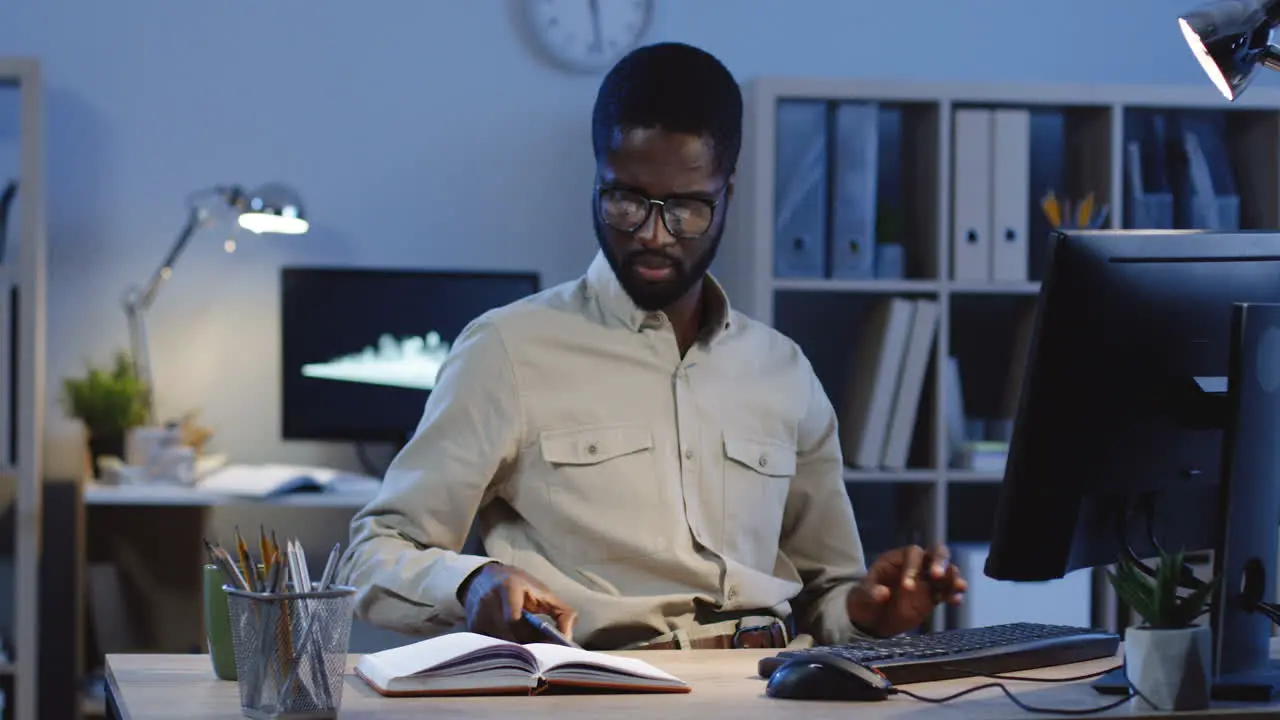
[317,542,341,591]
[522,610,582,649]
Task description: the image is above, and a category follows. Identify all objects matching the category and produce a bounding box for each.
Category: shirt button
[587,443,598,455]
[684,448,694,460]
[727,586,738,601]
[758,455,768,468]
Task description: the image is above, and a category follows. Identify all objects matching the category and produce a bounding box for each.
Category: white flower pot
[1125,624,1212,711]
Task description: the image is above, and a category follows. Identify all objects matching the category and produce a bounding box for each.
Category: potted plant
[1106,548,1219,711]
[60,350,149,478]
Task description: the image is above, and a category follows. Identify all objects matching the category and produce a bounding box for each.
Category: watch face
[526,0,653,72]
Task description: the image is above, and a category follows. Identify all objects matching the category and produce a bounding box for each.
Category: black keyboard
[757,622,1120,686]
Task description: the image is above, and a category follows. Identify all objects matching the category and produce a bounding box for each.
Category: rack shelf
[0,57,45,720]
[720,76,1280,634]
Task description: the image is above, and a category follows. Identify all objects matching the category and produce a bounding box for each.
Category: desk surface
[106,647,1280,719]
[83,481,377,508]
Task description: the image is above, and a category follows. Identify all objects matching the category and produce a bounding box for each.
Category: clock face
[525,0,654,73]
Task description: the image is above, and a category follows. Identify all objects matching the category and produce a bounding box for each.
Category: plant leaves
[1106,548,1218,628]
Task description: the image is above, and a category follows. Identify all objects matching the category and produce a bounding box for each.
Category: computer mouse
[764,654,893,702]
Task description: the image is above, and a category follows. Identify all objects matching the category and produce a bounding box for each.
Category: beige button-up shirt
[339,251,868,648]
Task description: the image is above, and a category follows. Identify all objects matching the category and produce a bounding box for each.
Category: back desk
[105,644,1280,719]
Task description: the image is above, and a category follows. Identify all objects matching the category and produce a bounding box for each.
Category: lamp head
[233,182,309,235]
[1179,0,1280,100]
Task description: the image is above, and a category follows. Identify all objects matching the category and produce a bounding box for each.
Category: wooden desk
[105,648,1280,719]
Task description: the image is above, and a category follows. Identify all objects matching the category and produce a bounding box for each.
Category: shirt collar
[585,250,733,342]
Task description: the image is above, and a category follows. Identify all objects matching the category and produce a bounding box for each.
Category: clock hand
[588,0,603,53]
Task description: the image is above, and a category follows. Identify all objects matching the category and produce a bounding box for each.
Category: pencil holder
[225,585,356,720]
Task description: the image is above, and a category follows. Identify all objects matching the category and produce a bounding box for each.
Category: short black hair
[592,42,743,177]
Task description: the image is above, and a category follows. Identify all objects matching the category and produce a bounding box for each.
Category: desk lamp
[1179,0,1280,100]
[123,182,308,421]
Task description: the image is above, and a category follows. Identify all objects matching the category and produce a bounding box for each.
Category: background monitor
[984,229,1280,698]
[280,266,540,444]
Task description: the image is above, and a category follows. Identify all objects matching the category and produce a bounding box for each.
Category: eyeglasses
[595,183,727,240]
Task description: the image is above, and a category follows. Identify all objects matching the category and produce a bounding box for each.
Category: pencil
[234,527,255,592]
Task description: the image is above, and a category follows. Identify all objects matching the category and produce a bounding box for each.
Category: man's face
[593,127,732,312]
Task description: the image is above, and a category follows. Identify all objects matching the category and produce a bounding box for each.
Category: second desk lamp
[123,182,308,422]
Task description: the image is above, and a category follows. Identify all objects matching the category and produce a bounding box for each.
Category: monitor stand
[1093,302,1280,702]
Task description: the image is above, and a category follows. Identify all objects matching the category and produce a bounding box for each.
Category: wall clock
[522,0,655,74]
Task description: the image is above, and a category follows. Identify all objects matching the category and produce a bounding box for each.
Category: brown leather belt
[635,622,788,650]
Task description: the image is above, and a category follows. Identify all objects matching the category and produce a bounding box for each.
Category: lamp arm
[1263,46,1280,72]
[135,205,207,311]
[121,184,240,420]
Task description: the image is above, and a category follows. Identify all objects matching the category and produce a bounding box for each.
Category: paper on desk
[198,464,380,498]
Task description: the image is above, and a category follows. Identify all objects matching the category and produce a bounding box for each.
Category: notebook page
[368,633,527,678]
[527,644,684,684]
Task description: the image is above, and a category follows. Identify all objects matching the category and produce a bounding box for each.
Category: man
[339,42,965,651]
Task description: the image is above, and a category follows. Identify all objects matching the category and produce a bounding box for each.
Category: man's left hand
[845,544,967,637]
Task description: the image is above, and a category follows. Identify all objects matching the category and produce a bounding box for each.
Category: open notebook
[196,464,380,498]
[354,632,690,696]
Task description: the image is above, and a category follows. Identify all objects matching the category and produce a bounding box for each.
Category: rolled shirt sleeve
[337,318,521,634]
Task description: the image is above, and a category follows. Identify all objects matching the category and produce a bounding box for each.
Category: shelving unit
[719,76,1280,634]
[0,58,45,720]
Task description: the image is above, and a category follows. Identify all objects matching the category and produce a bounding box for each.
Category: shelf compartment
[776,289,940,473]
[1120,108,1280,232]
[945,293,1036,469]
[771,100,941,282]
[849,482,940,561]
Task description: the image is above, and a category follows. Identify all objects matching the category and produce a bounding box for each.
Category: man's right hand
[458,563,578,643]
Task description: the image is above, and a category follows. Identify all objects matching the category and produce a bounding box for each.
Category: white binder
[991,109,1030,282]
[951,109,992,282]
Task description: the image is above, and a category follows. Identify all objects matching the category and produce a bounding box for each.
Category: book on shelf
[881,298,939,469]
[840,296,914,468]
[354,632,690,697]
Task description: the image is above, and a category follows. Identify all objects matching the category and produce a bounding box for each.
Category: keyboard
[757,622,1120,686]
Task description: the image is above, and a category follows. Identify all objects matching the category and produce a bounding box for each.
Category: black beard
[593,212,723,312]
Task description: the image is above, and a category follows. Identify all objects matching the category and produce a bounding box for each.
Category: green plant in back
[1105,549,1219,629]
[60,350,149,437]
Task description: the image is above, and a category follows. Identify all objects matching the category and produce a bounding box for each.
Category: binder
[1180,114,1240,230]
[951,108,992,281]
[881,299,939,469]
[990,109,1030,282]
[0,281,9,468]
[773,101,829,278]
[1124,113,1174,229]
[944,356,966,466]
[828,102,879,279]
[840,298,915,469]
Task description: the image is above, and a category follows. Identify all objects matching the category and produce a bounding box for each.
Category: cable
[892,683,1135,715]
[891,664,1155,715]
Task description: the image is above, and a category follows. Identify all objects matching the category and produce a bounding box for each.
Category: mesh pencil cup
[224,585,356,720]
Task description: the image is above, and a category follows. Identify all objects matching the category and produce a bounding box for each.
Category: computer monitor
[984,229,1280,701]
[280,266,540,444]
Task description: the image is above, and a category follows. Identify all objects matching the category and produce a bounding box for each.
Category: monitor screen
[280,267,540,443]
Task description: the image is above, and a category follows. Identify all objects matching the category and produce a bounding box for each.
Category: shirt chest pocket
[721,432,796,571]
[538,422,670,564]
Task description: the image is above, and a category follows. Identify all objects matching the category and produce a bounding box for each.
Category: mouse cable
[890,665,1157,716]
[896,681,1136,712]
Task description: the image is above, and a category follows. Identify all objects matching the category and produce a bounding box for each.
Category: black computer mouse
[764,654,893,702]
